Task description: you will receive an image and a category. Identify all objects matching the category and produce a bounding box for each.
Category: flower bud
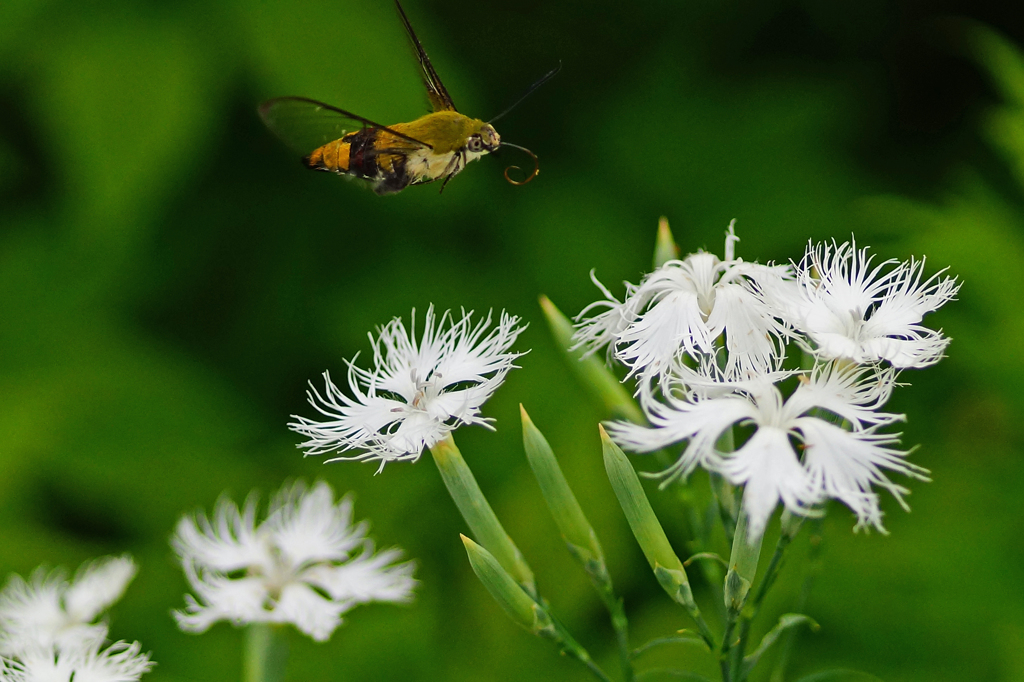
[521,405,606,575]
[653,216,679,268]
[461,535,554,637]
[600,427,690,602]
[538,295,644,424]
[430,436,536,596]
[724,510,764,614]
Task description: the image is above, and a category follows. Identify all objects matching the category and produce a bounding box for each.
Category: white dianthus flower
[778,239,959,368]
[172,480,416,643]
[574,222,792,383]
[289,305,525,471]
[607,362,927,539]
[0,556,136,658]
[1,640,152,682]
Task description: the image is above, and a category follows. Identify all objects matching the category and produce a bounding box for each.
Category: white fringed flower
[780,239,959,367]
[574,222,792,383]
[607,362,928,539]
[289,305,525,471]
[0,556,136,658]
[1,640,153,682]
[172,480,416,643]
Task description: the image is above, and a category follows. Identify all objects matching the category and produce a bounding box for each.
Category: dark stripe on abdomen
[346,129,379,179]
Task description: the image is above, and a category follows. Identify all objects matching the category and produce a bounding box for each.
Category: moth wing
[394,0,457,112]
[258,97,432,155]
[371,140,432,173]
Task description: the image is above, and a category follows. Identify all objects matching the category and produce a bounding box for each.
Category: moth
[258,0,557,195]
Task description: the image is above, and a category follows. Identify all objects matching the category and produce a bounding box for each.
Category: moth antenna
[488,62,562,124]
[500,143,540,185]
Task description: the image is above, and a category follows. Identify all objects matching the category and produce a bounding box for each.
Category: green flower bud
[653,216,680,268]
[461,535,555,637]
[538,295,644,424]
[521,405,606,574]
[600,426,690,600]
[430,435,536,597]
[724,510,765,614]
[602,427,716,649]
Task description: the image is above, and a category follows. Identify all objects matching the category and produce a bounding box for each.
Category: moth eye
[467,136,484,153]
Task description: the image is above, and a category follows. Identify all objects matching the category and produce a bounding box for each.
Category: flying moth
[258,0,558,195]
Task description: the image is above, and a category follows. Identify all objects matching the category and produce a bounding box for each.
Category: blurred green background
[2,0,1023,680]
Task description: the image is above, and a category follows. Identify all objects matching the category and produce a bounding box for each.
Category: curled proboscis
[500,143,539,186]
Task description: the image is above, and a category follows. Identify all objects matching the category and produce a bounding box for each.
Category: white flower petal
[608,387,757,483]
[0,556,134,659]
[272,584,346,643]
[719,427,813,539]
[64,557,136,625]
[173,565,269,633]
[303,548,416,604]
[0,573,66,656]
[798,418,928,532]
[786,362,904,429]
[615,289,708,379]
[706,281,789,377]
[11,640,152,682]
[266,482,364,568]
[574,223,793,382]
[791,240,958,368]
[289,306,524,467]
[172,496,271,574]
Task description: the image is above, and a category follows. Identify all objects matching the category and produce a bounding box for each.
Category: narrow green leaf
[539,295,644,424]
[631,634,708,660]
[462,540,613,682]
[742,614,818,674]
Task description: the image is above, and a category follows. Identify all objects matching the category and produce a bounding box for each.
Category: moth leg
[438,151,467,194]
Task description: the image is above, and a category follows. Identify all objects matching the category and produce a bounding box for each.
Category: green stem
[769,519,824,682]
[711,424,738,547]
[732,530,794,680]
[722,509,763,681]
[243,624,288,682]
[719,615,737,682]
[596,585,634,682]
[581,655,616,682]
[678,476,724,609]
[546,614,616,682]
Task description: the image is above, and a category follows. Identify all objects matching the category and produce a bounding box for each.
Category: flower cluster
[576,222,958,538]
[172,480,417,642]
[0,556,152,682]
[289,305,525,470]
